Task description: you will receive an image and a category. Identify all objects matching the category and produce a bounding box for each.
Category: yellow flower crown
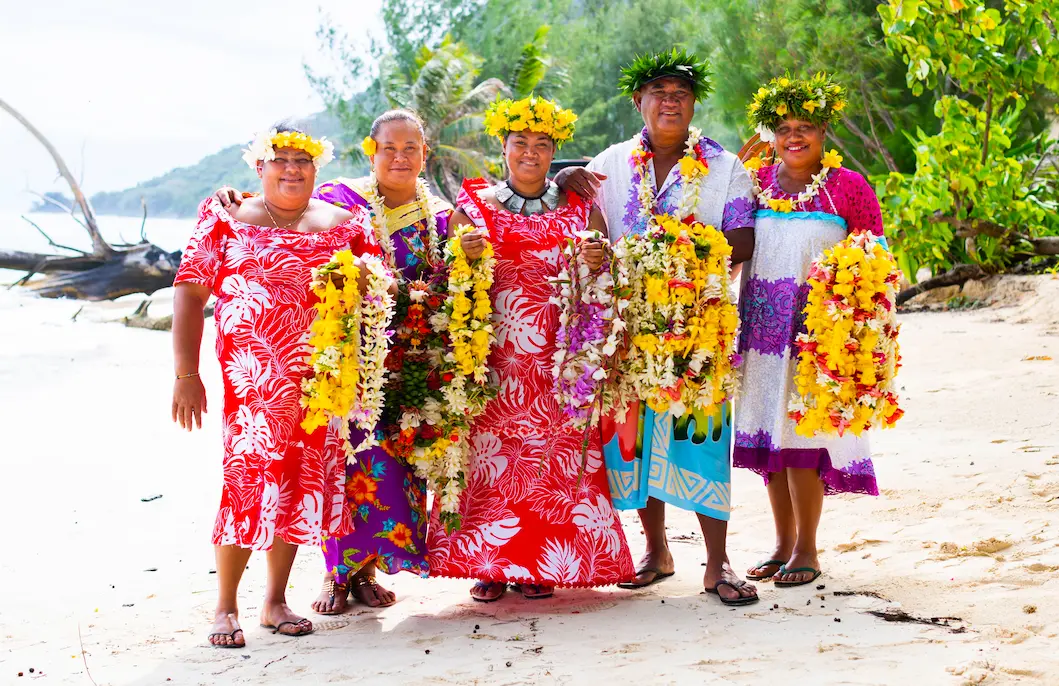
[483,96,577,149]
[242,128,335,170]
[748,72,846,140]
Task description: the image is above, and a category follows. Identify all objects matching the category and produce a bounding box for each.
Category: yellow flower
[802,100,819,114]
[361,136,377,156]
[744,157,764,171]
[821,149,843,169]
[776,102,789,117]
[778,77,790,88]
[978,13,997,30]
[832,99,846,112]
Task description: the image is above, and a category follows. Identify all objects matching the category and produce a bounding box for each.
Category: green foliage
[878,0,1059,279]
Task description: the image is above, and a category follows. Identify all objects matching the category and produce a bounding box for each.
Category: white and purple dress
[734,164,885,495]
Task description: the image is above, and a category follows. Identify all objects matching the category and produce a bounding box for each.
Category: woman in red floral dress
[171,124,387,648]
[427,98,634,601]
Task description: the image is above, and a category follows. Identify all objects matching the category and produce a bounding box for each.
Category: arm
[723,162,757,266]
[172,283,210,431]
[727,226,754,266]
[213,186,244,209]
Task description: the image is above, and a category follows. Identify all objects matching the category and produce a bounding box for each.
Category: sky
[0,0,385,211]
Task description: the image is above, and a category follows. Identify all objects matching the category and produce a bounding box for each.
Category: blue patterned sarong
[603,402,732,521]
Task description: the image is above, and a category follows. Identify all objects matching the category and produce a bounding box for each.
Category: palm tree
[381,37,506,201]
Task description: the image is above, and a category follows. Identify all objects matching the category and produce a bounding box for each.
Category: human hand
[582,238,604,271]
[460,230,486,261]
[555,167,607,202]
[172,376,207,431]
[214,186,243,209]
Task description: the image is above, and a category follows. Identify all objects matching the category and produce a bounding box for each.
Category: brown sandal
[313,577,350,615]
[351,575,396,608]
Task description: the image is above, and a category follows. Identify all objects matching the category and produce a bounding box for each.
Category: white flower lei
[750,163,835,212]
[346,256,397,457]
[549,229,630,430]
[631,125,708,224]
[361,172,442,272]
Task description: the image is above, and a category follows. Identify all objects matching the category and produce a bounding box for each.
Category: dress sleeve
[721,159,756,233]
[839,171,884,236]
[174,198,229,293]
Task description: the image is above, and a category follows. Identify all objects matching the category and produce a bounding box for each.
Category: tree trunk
[896,264,987,306]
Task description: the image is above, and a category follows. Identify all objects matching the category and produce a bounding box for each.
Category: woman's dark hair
[369,109,426,140]
[273,119,307,135]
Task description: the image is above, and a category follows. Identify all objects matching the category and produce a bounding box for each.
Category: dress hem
[733,446,879,496]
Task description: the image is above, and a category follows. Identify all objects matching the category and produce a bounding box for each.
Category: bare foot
[618,549,675,588]
[311,573,349,615]
[775,550,821,585]
[350,570,396,608]
[207,611,245,648]
[260,603,313,637]
[705,560,758,603]
[470,581,507,602]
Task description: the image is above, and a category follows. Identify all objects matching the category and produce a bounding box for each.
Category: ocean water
[0,211,195,284]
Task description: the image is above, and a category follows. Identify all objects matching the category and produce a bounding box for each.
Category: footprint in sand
[835,539,884,553]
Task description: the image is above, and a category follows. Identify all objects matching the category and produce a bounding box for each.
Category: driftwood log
[0,98,180,300]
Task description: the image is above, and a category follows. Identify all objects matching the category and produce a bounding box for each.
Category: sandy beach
[2,276,1058,685]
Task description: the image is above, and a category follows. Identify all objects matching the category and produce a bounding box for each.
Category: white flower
[755,124,776,143]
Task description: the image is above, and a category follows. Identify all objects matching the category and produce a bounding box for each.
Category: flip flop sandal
[470,581,508,603]
[773,566,823,588]
[746,559,786,581]
[207,629,245,648]
[705,580,760,606]
[261,619,314,637]
[351,575,396,608]
[314,578,350,615]
[617,567,675,589]
[514,583,554,600]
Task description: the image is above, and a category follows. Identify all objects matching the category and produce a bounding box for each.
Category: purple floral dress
[313,177,452,580]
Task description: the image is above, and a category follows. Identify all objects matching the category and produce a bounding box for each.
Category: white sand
[2,277,1058,685]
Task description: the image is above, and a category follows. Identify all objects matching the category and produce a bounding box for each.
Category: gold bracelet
[176,372,200,380]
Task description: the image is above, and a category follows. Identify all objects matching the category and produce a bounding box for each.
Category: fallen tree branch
[1029,236,1059,255]
[21,215,88,255]
[0,249,105,273]
[0,98,111,257]
[896,264,987,306]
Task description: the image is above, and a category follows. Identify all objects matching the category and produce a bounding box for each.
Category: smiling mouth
[786,145,808,152]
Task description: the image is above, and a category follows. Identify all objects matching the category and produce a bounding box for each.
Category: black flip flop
[207,629,245,648]
[773,566,823,588]
[470,581,508,603]
[746,558,786,581]
[261,619,314,636]
[705,580,760,606]
[617,567,675,589]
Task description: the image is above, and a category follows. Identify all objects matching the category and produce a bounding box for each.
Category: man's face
[634,76,695,137]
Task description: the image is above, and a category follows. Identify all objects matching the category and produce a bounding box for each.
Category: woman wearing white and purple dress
[735,75,886,587]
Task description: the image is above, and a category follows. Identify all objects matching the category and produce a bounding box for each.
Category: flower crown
[242,129,335,170]
[618,48,713,102]
[482,96,577,149]
[748,73,847,141]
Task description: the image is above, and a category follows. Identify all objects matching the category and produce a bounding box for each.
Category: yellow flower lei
[408,224,496,532]
[483,96,577,149]
[300,251,396,457]
[750,150,843,213]
[788,232,904,437]
[618,215,740,417]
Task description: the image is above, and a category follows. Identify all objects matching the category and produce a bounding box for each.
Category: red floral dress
[427,179,634,587]
[174,198,380,550]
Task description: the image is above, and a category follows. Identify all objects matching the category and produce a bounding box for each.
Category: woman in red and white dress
[171,124,388,647]
[427,98,634,601]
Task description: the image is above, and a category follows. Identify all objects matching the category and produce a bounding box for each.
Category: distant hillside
[35,112,368,219]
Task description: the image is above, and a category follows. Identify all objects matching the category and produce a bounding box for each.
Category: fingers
[231,190,243,206]
[593,172,608,181]
[193,404,203,430]
[172,397,178,424]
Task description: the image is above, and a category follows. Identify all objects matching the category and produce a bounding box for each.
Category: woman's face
[371,120,426,190]
[773,118,827,169]
[258,145,316,207]
[504,131,554,187]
